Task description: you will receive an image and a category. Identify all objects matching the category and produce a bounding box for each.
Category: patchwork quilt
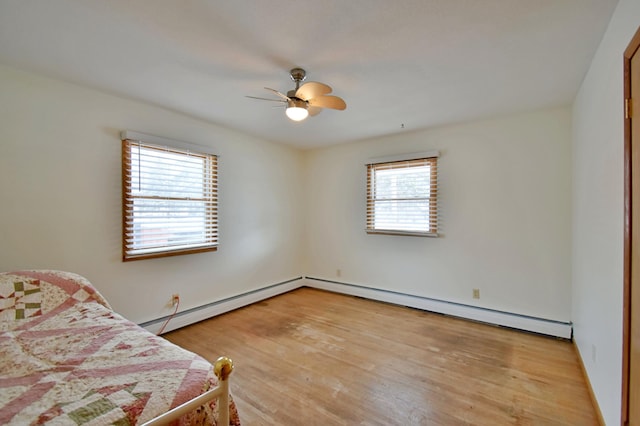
[0,270,240,425]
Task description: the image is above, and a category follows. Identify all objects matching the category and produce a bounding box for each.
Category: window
[122,134,218,261]
[366,153,439,236]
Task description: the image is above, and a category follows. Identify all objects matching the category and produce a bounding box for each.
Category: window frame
[366,152,439,237]
[121,132,218,261]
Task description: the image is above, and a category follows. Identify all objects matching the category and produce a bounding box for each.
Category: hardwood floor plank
[164,288,598,425]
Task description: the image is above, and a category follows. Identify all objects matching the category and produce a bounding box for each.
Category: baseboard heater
[141,275,572,339]
[140,277,304,334]
[303,277,573,339]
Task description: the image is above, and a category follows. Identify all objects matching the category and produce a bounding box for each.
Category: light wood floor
[164,287,598,425]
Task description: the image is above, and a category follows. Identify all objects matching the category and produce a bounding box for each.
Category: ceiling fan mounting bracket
[289,68,307,88]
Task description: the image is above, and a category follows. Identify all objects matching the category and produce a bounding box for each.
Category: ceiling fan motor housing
[287,90,304,99]
[287,98,307,109]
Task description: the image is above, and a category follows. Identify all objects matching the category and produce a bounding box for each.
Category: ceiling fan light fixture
[285,98,309,121]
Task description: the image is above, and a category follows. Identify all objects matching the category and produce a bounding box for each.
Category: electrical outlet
[473,289,480,299]
[171,294,180,307]
[336,269,342,277]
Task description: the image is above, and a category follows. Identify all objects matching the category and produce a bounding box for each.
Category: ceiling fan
[247,68,346,122]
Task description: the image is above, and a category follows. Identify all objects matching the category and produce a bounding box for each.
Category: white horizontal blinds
[366,157,438,236]
[122,139,218,260]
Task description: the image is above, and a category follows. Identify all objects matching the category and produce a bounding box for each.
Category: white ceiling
[0,1,618,149]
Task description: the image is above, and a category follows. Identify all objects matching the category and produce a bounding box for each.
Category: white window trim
[120,130,219,157]
[365,150,440,166]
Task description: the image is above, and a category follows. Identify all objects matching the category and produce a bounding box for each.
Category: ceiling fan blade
[308,95,347,110]
[246,95,286,103]
[264,87,290,101]
[295,81,332,101]
[308,106,322,116]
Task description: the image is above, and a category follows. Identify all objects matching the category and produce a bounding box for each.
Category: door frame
[622,25,640,426]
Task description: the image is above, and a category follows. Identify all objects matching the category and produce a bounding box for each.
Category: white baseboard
[141,275,572,339]
[304,277,573,339]
[141,277,304,334]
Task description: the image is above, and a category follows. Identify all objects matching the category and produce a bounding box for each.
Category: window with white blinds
[366,155,438,236]
[122,138,218,261]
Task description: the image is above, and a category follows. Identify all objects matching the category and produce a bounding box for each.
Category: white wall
[572,0,640,423]
[0,64,305,324]
[304,107,572,322]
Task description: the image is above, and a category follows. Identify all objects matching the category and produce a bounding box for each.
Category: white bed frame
[142,356,234,426]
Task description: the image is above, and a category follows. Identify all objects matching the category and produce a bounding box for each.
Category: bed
[0,270,240,425]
